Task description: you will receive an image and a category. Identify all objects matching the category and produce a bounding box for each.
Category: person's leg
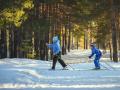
[94,59,98,68]
[57,52,67,68]
[94,57,100,69]
[97,57,101,68]
[58,58,67,67]
[51,55,57,69]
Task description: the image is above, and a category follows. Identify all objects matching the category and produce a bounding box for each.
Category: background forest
[0,0,120,62]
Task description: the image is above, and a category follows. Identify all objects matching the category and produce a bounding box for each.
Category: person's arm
[89,48,95,58]
[46,43,53,48]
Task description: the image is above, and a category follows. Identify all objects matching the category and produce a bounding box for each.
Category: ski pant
[94,56,101,68]
[52,52,67,69]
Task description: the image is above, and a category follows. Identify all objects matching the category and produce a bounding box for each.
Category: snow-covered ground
[0,50,120,90]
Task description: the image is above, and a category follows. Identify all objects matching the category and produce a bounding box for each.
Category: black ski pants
[52,52,67,69]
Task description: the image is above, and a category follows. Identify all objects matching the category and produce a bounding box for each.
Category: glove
[89,56,91,58]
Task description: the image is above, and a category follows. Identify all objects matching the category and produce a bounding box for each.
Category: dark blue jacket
[89,46,102,58]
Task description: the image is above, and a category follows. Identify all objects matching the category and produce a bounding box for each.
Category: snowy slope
[0,50,120,90]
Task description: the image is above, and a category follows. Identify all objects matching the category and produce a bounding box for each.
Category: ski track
[0,50,120,90]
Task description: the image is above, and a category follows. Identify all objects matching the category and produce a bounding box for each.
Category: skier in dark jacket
[89,43,102,69]
[46,36,67,70]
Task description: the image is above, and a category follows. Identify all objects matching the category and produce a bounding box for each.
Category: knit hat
[53,36,58,43]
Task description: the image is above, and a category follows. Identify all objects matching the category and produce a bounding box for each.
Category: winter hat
[90,43,95,47]
[53,36,58,43]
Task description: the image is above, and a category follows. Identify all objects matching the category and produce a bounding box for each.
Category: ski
[48,68,108,71]
[71,68,108,71]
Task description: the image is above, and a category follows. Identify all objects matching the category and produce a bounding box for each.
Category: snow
[0,50,120,90]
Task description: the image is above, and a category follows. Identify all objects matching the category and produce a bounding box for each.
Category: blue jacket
[89,46,102,58]
[47,37,61,55]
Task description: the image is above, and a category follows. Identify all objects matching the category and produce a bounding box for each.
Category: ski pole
[57,55,76,70]
[103,62,116,70]
[100,63,111,70]
[67,63,75,70]
[101,51,116,70]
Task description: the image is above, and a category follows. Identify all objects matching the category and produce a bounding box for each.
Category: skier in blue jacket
[46,36,67,70]
[89,43,102,69]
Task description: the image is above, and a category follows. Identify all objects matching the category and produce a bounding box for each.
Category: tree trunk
[71,32,74,50]
[109,41,113,61]
[84,31,86,49]
[110,0,118,62]
[0,28,7,58]
[68,16,71,52]
[77,36,79,49]
[9,26,14,58]
[45,31,49,61]
[13,29,19,58]
[64,25,67,54]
